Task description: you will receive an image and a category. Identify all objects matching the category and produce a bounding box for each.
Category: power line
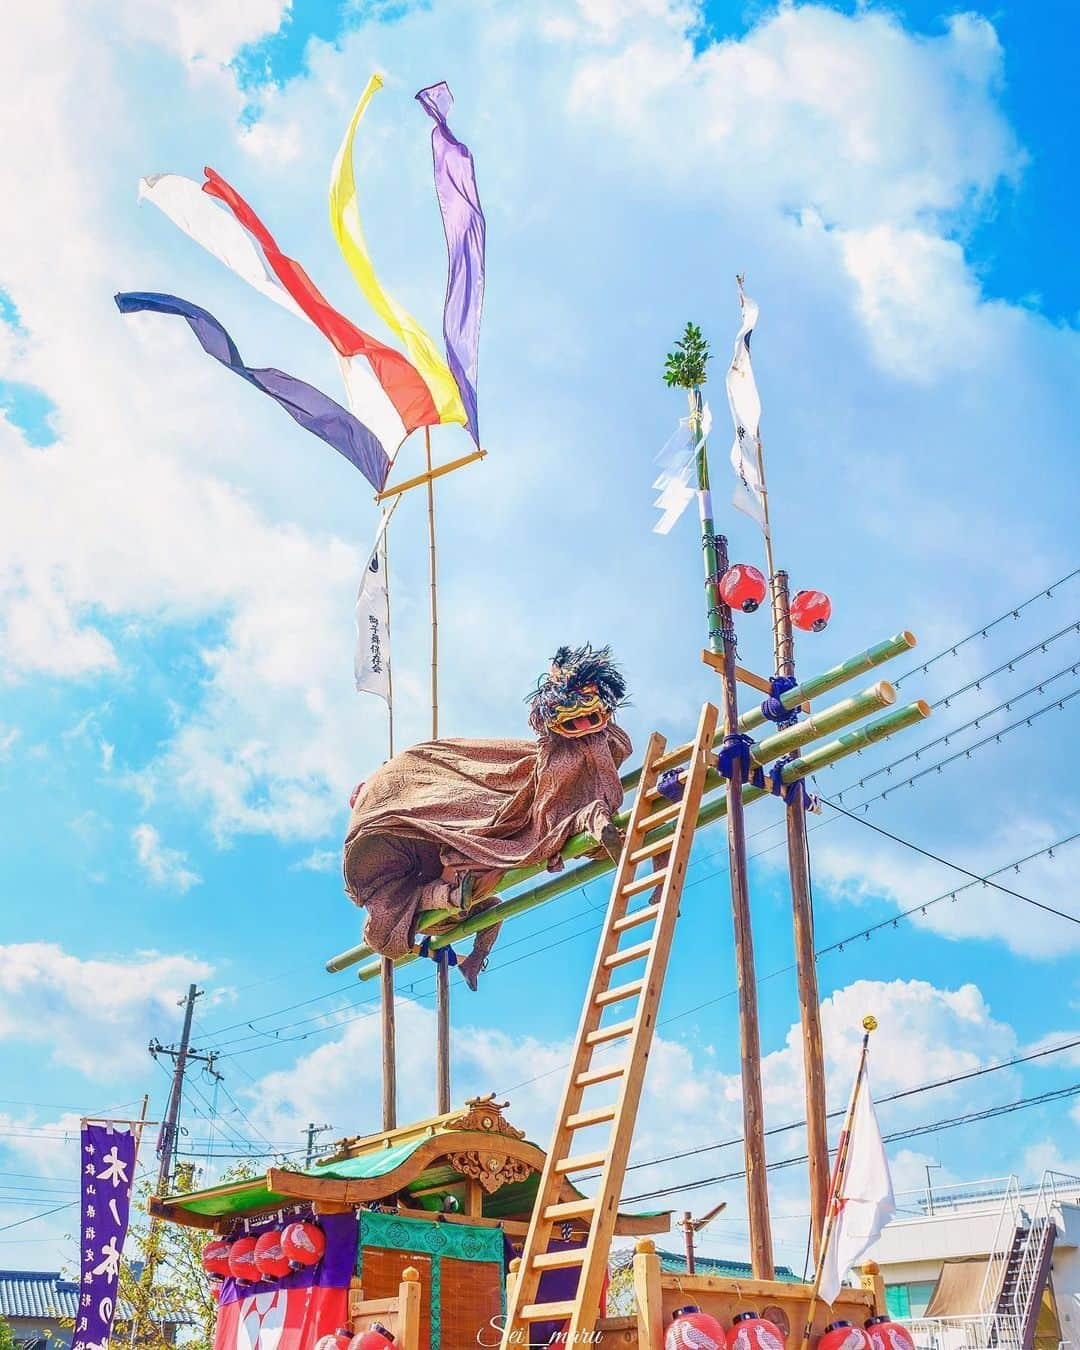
[931,623,1079,708]
[835,663,1080,798]
[893,569,1079,687]
[823,802,1080,927]
[621,1082,1080,1204]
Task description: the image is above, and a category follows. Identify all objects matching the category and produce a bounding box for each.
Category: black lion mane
[526,643,628,733]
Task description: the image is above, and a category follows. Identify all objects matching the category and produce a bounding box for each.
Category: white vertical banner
[651,403,712,535]
[726,285,769,533]
[354,509,393,700]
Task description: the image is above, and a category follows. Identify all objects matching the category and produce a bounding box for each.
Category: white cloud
[289,848,339,873]
[0,724,17,758]
[0,943,213,1077]
[132,822,202,891]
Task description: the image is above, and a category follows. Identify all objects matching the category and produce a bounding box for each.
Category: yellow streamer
[330,74,467,427]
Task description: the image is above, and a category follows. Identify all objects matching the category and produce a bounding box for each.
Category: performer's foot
[599,822,624,863]
[457,952,488,992]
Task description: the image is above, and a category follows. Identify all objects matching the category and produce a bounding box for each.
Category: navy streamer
[418,938,458,966]
[760,674,799,724]
[717,733,755,781]
[657,769,685,802]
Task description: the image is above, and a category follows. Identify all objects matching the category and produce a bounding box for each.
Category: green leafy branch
[663,321,711,389]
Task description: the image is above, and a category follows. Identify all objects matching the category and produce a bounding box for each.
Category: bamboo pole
[773,569,830,1264]
[381,957,397,1130]
[621,631,916,790]
[351,698,930,982]
[436,955,451,1114]
[328,679,897,975]
[798,1017,878,1350]
[425,427,439,742]
[711,531,774,1279]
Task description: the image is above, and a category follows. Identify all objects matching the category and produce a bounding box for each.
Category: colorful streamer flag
[354,509,393,700]
[416,82,486,445]
[330,74,467,428]
[726,283,768,533]
[818,1061,895,1304]
[75,1121,137,1350]
[214,1211,356,1350]
[138,170,421,457]
[115,292,391,491]
[651,404,712,535]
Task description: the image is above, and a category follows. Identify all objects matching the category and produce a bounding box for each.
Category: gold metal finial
[862,1015,878,1032]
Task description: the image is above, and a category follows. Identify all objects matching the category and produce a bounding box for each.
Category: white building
[863,1172,1080,1350]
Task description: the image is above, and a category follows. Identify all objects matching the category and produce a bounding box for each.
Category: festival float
[103,66,933,1350]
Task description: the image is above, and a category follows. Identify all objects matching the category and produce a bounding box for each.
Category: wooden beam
[633,1240,664,1350]
[703,649,811,710]
[374,448,486,503]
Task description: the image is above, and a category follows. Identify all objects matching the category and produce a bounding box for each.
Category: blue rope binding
[717,733,755,781]
[760,674,799,726]
[656,769,685,803]
[418,938,458,967]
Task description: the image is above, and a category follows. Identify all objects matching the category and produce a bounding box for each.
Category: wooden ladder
[500,701,720,1348]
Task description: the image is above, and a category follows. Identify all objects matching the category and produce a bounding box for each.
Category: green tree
[663,322,711,389]
[0,1315,17,1350]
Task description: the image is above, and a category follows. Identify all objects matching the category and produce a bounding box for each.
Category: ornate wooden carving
[447,1148,534,1194]
[445,1095,525,1141]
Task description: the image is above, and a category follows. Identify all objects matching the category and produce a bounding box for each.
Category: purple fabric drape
[115,292,391,491]
[74,1122,137,1350]
[415,82,486,445]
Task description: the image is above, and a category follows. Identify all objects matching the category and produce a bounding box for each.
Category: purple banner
[75,1122,137,1350]
[415,82,486,446]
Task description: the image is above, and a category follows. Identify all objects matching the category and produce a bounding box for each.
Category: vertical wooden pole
[682,1213,696,1275]
[714,532,775,1280]
[383,524,394,760]
[436,954,451,1113]
[633,1240,664,1350]
[425,427,439,741]
[772,569,829,1262]
[397,1267,423,1350]
[381,957,397,1130]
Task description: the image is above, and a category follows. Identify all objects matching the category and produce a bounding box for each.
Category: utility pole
[678,1200,728,1275]
[148,984,220,1195]
[305,1122,333,1168]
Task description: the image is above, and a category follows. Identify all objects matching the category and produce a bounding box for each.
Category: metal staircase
[500,702,720,1348]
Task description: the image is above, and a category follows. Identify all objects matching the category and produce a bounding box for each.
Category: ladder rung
[650,742,694,774]
[565,1103,617,1130]
[604,940,653,970]
[532,1248,587,1270]
[555,1150,607,1174]
[629,835,674,864]
[612,906,659,935]
[575,1063,625,1088]
[585,1018,634,1046]
[544,1197,596,1220]
[521,1301,577,1322]
[594,979,644,1007]
[622,868,669,897]
[637,801,680,832]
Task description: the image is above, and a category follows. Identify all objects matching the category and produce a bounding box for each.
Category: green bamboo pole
[327,678,893,975]
[353,698,931,982]
[622,630,916,791]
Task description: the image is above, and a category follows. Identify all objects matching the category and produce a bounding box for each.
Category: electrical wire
[621,1083,1080,1204]
[822,802,1080,927]
[892,569,1079,687]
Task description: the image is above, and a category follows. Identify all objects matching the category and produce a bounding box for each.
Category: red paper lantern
[282,1220,326,1269]
[727,1310,787,1350]
[790,589,831,632]
[350,1325,396,1350]
[720,564,768,614]
[228,1236,259,1283]
[865,1317,915,1350]
[665,1306,725,1350]
[202,1239,232,1278]
[313,1330,353,1350]
[819,1321,873,1350]
[254,1230,291,1280]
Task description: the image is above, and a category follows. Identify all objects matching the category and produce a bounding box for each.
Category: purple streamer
[75,1122,137,1350]
[115,292,391,491]
[415,82,486,445]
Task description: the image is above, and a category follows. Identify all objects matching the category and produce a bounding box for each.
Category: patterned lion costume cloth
[343,645,631,988]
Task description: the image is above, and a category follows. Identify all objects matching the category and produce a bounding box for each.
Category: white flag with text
[726,287,768,532]
[354,512,392,701]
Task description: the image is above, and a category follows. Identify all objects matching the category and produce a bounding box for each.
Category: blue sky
[0,0,1076,1276]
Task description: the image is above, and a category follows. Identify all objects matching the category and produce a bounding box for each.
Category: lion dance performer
[343,645,631,989]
